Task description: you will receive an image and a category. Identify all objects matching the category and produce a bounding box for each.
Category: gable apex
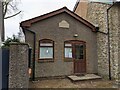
[20,7,96,32]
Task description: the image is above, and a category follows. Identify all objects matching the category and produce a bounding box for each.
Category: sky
[4,0,120,39]
[4,0,77,39]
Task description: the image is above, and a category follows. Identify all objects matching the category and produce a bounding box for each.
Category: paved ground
[29,78,116,88]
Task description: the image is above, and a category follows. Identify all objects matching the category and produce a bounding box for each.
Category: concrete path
[29,78,114,88]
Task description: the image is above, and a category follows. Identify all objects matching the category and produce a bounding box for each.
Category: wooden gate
[2,48,9,89]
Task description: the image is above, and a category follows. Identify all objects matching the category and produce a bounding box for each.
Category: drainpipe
[96,2,115,80]
[107,3,115,80]
[22,28,36,81]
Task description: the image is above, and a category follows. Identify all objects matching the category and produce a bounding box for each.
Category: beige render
[74,0,88,20]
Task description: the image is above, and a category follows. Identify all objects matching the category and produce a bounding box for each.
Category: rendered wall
[25,13,97,78]
[75,0,88,20]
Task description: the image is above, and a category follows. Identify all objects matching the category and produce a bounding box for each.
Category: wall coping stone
[9,42,29,46]
[89,2,112,5]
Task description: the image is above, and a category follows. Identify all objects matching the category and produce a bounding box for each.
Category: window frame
[64,41,73,61]
[38,39,54,62]
[64,40,86,62]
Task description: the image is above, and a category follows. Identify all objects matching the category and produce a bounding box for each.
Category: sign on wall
[59,20,69,29]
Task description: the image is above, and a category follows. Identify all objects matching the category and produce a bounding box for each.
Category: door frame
[72,40,86,74]
[64,40,86,74]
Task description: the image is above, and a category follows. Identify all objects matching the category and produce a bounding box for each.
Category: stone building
[108,2,120,80]
[87,1,111,79]
[74,0,120,79]
[20,7,98,78]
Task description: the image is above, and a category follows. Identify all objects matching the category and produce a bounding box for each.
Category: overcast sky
[4,0,120,39]
[4,0,77,39]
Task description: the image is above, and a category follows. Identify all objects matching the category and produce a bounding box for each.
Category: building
[73,0,113,20]
[20,7,98,78]
[74,0,120,80]
[73,0,88,20]
[108,2,120,80]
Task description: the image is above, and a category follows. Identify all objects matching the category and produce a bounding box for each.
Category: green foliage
[2,35,20,47]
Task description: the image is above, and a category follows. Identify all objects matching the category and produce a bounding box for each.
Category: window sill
[64,58,73,62]
[38,59,54,63]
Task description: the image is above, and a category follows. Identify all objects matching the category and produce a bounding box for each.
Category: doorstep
[67,74,102,82]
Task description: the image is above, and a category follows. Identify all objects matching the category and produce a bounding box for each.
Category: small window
[64,42,73,59]
[39,39,54,61]
[65,48,72,58]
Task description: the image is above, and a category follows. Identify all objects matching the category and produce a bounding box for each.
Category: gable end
[20,7,96,32]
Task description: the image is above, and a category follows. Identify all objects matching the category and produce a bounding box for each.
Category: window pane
[65,48,72,58]
[40,43,53,46]
[75,45,84,59]
[40,47,53,59]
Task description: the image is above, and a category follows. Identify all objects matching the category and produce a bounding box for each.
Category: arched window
[39,39,54,61]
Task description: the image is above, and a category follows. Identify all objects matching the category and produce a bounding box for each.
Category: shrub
[2,35,20,48]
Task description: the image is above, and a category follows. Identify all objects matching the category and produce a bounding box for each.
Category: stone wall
[117,3,120,82]
[9,43,29,88]
[0,48,2,90]
[86,2,120,79]
[86,2,111,79]
[109,3,120,80]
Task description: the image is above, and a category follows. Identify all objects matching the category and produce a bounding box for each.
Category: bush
[2,35,20,48]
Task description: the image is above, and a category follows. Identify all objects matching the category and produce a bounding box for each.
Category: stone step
[67,74,102,82]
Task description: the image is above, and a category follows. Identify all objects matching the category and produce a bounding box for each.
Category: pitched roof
[20,7,96,32]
